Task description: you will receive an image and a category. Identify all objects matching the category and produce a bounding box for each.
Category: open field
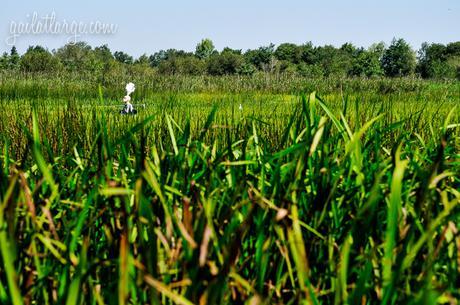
[0,77,459,304]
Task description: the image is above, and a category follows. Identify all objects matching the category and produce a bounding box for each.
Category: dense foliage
[1,38,460,80]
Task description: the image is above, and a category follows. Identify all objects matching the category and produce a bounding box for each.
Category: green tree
[149,50,167,67]
[158,53,204,75]
[299,42,315,64]
[381,38,416,77]
[445,42,460,79]
[313,45,350,77]
[238,62,256,75]
[0,47,21,70]
[448,57,460,80]
[9,46,20,69]
[446,42,460,57]
[221,47,242,55]
[276,60,298,75]
[95,45,115,68]
[56,42,99,73]
[149,49,189,67]
[349,48,383,77]
[245,44,275,72]
[275,43,301,63]
[92,45,117,82]
[94,45,114,63]
[114,51,133,64]
[135,54,150,65]
[369,42,386,61]
[417,43,448,78]
[0,52,9,70]
[178,56,206,75]
[129,54,156,77]
[340,43,358,57]
[207,50,244,75]
[20,46,61,73]
[195,38,216,60]
[297,63,324,78]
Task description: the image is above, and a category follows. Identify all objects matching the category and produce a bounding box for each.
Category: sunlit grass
[0,78,459,304]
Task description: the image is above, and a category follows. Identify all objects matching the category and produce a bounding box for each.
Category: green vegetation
[1,38,460,79]
[0,75,459,304]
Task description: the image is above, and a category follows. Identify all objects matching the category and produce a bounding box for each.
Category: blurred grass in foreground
[0,88,459,304]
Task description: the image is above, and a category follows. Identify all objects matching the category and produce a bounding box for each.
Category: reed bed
[0,78,459,305]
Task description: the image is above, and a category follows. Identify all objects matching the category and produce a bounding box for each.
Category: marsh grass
[0,81,459,304]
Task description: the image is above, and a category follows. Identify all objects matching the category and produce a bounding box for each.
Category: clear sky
[0,0,459,57]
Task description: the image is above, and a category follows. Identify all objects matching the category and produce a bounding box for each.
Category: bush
[207,51,244,75]
[20,46,61,73]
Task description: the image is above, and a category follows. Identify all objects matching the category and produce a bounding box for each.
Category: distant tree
[445,42,460,79]
[349,48,383,77]
[5,39,459,79]
[195,39,216,60]
[128,54,155,77]
[135,54,150,65]
[114,51,133,64]
[340,43,358,56]
[446,41,460,57]
[299,42,315,64]
[221,47,242,55]
[20,46,61,73]
[381,38,416,77]
[245,44,275,72]
[369,42,386,59]
[275,43,301,63]
[417,43,449,78]
[158,54,205,75]
[430,60,458,79]
[0,47,21,70]
[238,62,256,75]
[448,56,460,80]
[10,46,18,56]
[150,49,191,67]
[276,60,298,75]
[157,59,178,75]
[0,52,9,69]
[9,46,20,69]
[179,56,206,75]
[93,45,116,79]
[339,43,358,73]
[297,63,324,78]
[207,51,244,75]
[149,50,166,67]
[313,45,350,77]
[94,45,114,62]
[56,42,98,72]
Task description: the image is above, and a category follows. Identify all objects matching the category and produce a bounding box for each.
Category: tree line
[1,38,459,80]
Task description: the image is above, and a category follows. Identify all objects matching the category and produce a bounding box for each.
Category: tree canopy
[1,38,458,80]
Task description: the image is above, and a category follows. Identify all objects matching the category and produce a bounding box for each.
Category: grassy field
[0,76,459,305]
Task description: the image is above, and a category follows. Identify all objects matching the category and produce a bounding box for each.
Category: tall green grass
[1,71,459,98]
[0,84,459,304]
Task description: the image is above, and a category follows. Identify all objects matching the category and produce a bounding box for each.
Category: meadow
[0,75,459,305]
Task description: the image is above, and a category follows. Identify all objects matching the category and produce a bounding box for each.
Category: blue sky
[0,0,459,57]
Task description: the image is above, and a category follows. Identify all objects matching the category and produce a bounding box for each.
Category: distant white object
[120,83,137,114]
[125,101,133,113]
[126,82,136,96]
[122,95,134,113]
[239,104,243,111]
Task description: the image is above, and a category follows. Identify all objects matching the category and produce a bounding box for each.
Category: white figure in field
[239,104,243,111]
[123,95,134,113]
[121,82,136,114]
